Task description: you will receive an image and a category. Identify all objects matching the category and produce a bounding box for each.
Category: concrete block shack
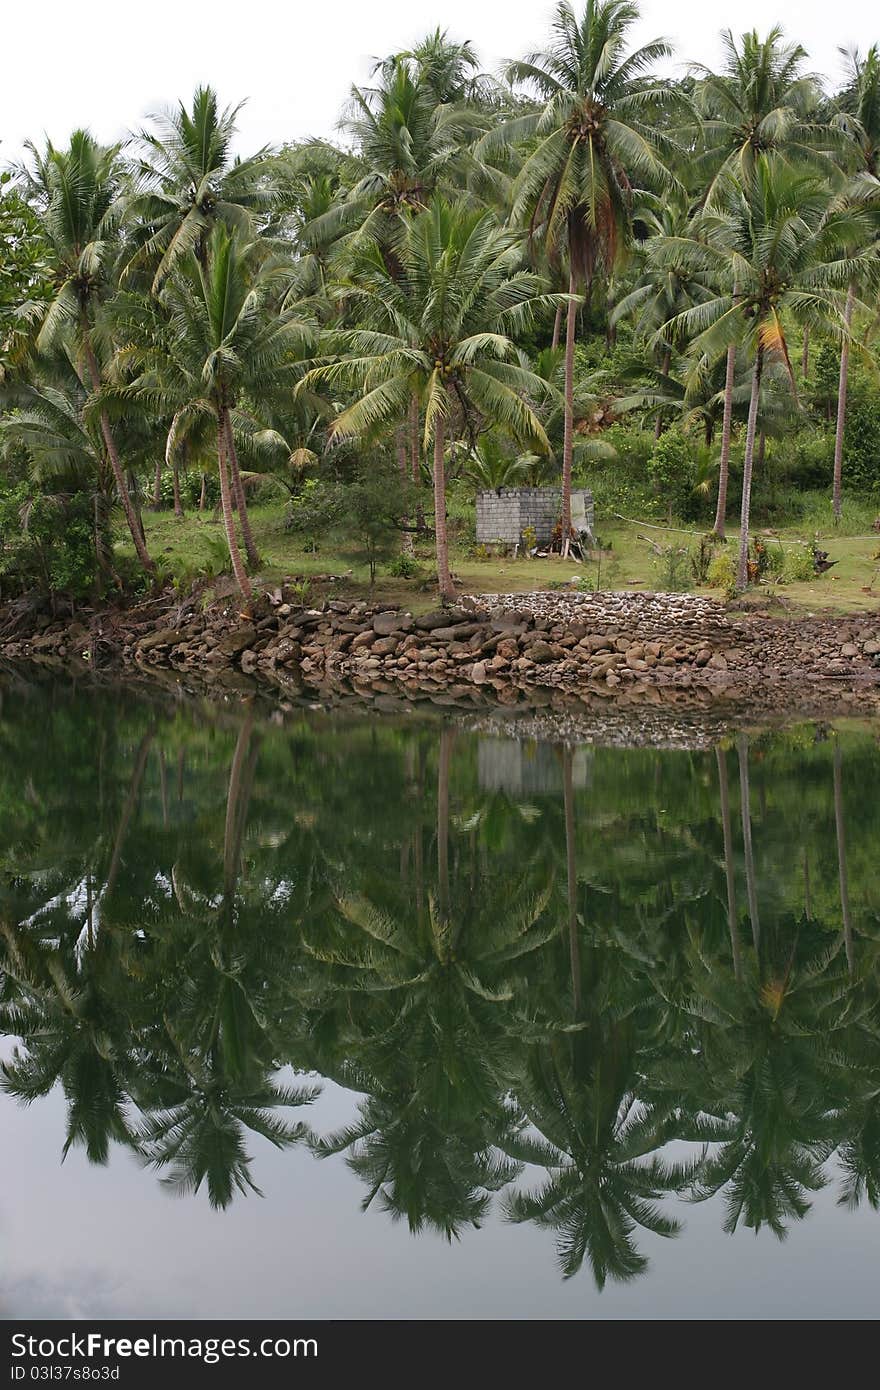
[475,487,594,547]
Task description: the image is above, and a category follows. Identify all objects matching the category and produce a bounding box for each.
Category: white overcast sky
[2,0,877,164]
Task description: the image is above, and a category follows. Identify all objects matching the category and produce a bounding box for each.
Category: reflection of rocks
[478,738,592,795]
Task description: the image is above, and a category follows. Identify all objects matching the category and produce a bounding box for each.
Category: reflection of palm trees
[737,735,760,952]
[716,745,743,981]
[505,1039,695,1287]
[833,742,854,975]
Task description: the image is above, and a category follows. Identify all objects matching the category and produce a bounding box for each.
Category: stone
[528,641,555,664]
[373,611,413,636]
[707,653,729,670]
[138,627,183,653]
[217,625,257,656]
[471,661,488,684]
[840,643,859,658]
[372,636,400,656]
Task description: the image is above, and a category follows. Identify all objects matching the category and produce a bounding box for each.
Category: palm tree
[19,132,155,574]
[310,200,556,599]
[484,0,677,549]
[125,227,315,600]
[124,86,271,292]
[830,46,880,521]
[658,157,873,588]
[690,27,831,537]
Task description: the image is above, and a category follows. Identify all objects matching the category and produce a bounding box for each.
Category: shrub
[387,552,423,578]
[783,547,815,583]
[706,549,736,594]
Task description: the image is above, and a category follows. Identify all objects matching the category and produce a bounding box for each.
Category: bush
[0,484,100,599]
[782,547,815,583]
[706,549,736,594]
[387,552,423,579]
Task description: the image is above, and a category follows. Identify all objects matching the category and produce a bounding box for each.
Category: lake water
[2,671,879,1320]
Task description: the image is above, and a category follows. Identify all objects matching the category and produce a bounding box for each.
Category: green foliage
[0,482,98,598]
[387,552,423,578]
[706,547,736,595]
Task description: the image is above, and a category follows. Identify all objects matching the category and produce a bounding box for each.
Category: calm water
[2,671,880,1320]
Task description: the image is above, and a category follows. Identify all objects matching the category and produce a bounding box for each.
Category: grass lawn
[130,499,880,618]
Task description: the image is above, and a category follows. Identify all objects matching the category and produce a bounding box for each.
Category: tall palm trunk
[82,333,155,575]
[562,746,582,1017]
[654,348,671,442]
[217,414,253,605]
[833,743,854,975]
[716,745,742,982]
[173,446,184,519]
[152,456,163,510]
[832,283,854,524]
[223,414,260,568]
[713,341,737,539]
[551,302,563,351]
[561,270,578,554]
[409,394,423,531]
[735,344,764,590]
[199,473,208,511]
[801,324,810,379]
[737,735,760,953]
[433,413,453,601]
[397,426,414,553]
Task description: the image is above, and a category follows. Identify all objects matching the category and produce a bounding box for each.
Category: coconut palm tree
[18,132,155,574]
[309,199,557,599]
[657,156,874,588]
[122,227,315,601]
[690,28,833,536]
[124,86,272,293]
[829,46,880,521]
[482,0,678,549]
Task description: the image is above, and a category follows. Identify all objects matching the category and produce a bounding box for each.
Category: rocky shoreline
[2,585,879,725]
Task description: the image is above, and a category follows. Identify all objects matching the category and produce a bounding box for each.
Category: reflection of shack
[478,738,592,797]
[475,487,594,549]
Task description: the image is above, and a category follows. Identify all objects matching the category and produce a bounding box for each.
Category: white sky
[1,0,877,164]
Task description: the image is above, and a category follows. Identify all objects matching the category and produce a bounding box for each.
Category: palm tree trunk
[737,734,760,953]
[224,707,255,898]
[397,426,414,553]
[551,302,563,351]
[833,743,854,975]
[409,394,423,531]
[152,456,163,510]
[735,344,764,590]
[713,340,737,539]
[832,283,854,523]
[105,729,154,900]
[199,473,208,512]
[716,745,742,981]
[173,447,184,518]
[562,746,582,1017]
[217,414,253,605]
[433,412,454,601]
[82,334,155,575]
[801,325,810,379]
[223,414,260,568]
[561,270,578,555]
[654,348,671,442]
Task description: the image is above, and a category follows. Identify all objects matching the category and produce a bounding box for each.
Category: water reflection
[1,675,879,1293]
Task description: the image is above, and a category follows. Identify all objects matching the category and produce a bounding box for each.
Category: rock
[217,624,257,656]
[528,641,555,664]
[471,661,488,684]
[415,609,472,630]
[707,653,729,670]
[373,611,413,636]
[372,636,400,656]
[864,639,880,656]
[840,643,859,658]
[138,627,183,653]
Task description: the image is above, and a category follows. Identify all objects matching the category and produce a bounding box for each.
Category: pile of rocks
[2,585,878,715]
